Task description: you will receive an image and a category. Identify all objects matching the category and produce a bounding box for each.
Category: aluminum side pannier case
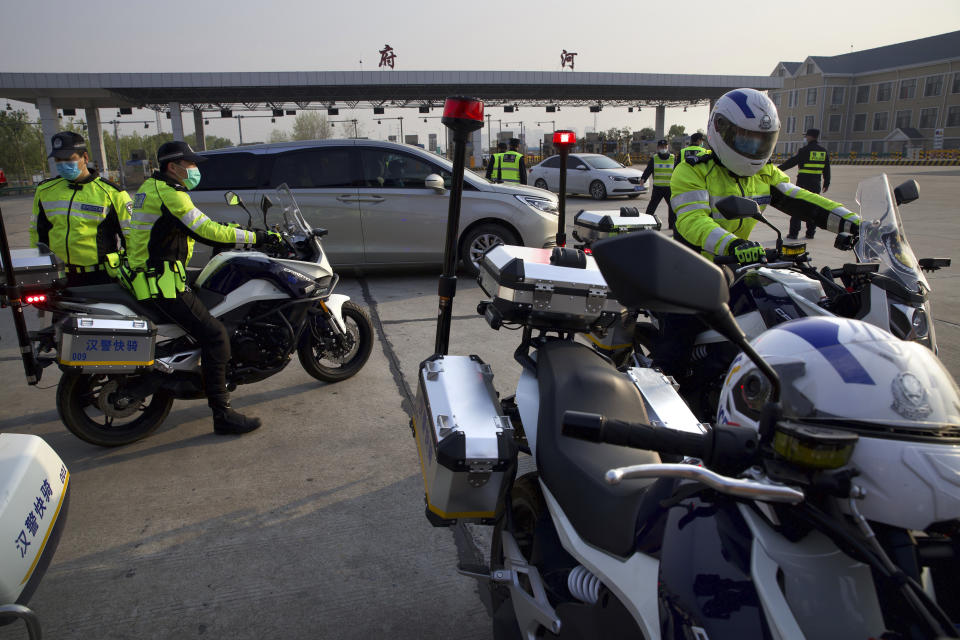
[412,355,516,526]
[572,206,660,248]
[478,245,621,332]
[0,248,64,290]
[58,315,156,373]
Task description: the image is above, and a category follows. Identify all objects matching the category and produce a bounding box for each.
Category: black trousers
[147,289,230,399]
[789,177,821,238]
[647,186,675,229]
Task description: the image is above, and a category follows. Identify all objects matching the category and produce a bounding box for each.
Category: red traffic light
[442,96,484,133]
[553,130,576,146]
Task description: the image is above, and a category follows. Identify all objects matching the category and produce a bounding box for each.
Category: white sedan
[528,153,647,200]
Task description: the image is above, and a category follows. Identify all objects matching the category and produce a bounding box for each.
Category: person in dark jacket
[639,139,677,229]
[778,128,831,239]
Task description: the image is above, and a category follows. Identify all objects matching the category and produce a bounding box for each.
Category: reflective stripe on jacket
[652,153,675,187]
[670,159,859,258]
[498,151,522,183]
[123,173,257,300]
[30,173,132,267]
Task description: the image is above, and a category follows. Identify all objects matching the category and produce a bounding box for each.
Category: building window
[924,75,943,97]
[876,82,892,102]
[828,113,842,132]
[831,87,845,105]
[918,107,938,129]
[785,117,796,134]
[952,73,960,94]
[788,90,799,108]
[806,88,818,105]
[895,110,912,129]
[855,85,870,104]
[899,78,916,100]
[806,62,814,74]
[853,113,867,132]
[873,112,889,131]
[803,115,815,132]
[947,105,960,127]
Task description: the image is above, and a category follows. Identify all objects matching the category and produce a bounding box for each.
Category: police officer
[491,138,527,184]
[639,139,677,229]
[778,128,831,239]
[657,89,859,395]
[680,132,708,165]
[123,141,277,435]
[31,132,132,286]
[485,142,508,181]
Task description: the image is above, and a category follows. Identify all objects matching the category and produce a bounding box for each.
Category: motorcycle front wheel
[56,373,174,447]
[297,301,374,383]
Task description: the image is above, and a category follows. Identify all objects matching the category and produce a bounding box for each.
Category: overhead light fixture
[684,106,688,112]
[377,120,382,124]
[423,118,427,123]
[62,108,76,116]
[589,105,602,113]
[503,105,514,113]
[328,107,339,116]
[419,106,430,114]
[204,119,209,125]
[166,112,172,119]
[273,109,283,117]
[271,117,276,123]
[144,123,149,129]
[286,110,296,116]
[545,105,556,113]
[628,107,633,113]
[220,109,232,118]
[119,107,133,115]
[5,103,12,111]
[374,107,385,115]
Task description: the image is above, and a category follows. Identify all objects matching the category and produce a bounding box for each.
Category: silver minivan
[190,139,559,274]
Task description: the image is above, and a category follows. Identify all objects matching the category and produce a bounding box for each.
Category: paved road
[0,164,955,639]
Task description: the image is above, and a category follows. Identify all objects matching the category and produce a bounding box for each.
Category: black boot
[209,395,262,435]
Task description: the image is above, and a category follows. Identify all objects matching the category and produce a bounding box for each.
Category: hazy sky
[2,0,959,147]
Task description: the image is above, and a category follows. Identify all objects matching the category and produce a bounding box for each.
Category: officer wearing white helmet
[653,88,861,384]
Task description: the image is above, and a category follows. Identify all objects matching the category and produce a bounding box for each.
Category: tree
[290,112,332,141]
[667,124,686,141]
[269,129,290,143]
[0,110,45,183]
[638,127,656,140]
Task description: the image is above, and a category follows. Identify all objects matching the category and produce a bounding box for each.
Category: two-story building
[770,30,960,157]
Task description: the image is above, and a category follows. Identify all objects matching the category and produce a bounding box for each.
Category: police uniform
[485,150,505,181]
[31,132,132,286]
[122,141,262,434]
[778,129,831,238]
[639,141,677,229]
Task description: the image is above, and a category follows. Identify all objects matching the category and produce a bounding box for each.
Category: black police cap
[657,139,667,146]
[805,128,820,138]
[157,141,207,167]
[690,132,704,144]
[48,131,87,159]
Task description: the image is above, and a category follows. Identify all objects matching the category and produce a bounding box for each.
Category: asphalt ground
[0,164,955,639]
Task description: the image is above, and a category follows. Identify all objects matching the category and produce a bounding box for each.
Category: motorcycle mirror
[591,231,729,314]
[260,194,277,215]
[894,179,919,206]
[224,191,241,206]
[715,195,761,220]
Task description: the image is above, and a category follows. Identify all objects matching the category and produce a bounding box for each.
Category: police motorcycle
[18,184,373,446]
[411,99,959,639]
[617,175,950,419]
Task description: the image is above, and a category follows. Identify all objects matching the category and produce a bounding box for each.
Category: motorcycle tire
[489,473,547,640]
[298,301,374,383]
[56,373,174,447]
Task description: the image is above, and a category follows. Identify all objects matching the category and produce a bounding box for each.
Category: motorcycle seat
[536,340,661,559]
[60,284,167,324]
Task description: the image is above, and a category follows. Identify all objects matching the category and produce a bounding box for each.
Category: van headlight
[515,195,558,215]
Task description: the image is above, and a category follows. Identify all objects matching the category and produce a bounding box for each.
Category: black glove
[727,239,765,264]
[686,151,713,166]
[255,230,283,248]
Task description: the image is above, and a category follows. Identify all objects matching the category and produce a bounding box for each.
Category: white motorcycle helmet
[717,316,960,530]
[707,88,781,177]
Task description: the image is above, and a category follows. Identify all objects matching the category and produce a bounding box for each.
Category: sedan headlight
[609,176,629,181]
[515,195,558,215]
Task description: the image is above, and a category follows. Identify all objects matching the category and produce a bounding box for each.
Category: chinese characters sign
[14,466,66,559]
[379,45,397,69]
[561,50,577,70]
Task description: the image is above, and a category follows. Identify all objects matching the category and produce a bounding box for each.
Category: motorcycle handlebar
[562,410,709,459]
[713,248,779,267]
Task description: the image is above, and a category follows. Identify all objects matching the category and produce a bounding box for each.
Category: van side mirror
[424,174,446,193]
[715,195,761,220]
[224,191,241,206]
[894,180,919,206]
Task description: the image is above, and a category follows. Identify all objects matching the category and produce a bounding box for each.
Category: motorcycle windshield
[854,174,929,293]
[273,183,312,239]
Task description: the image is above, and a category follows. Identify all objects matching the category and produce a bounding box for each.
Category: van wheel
[534,178,549,190]
[589,180,607,200]
[461,223,519,277]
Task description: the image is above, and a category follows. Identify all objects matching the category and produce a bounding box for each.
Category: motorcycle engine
[231,323,291,368]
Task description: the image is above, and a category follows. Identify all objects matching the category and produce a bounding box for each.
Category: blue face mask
[56,161,82,181]
[183,167,201,190]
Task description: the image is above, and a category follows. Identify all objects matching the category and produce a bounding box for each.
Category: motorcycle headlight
[911,306,929,338]
[890,303,929,340]
[514,195,558,215]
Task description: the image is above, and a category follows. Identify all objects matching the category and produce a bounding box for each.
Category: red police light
[553,130,576,146]
[442,97,484,123]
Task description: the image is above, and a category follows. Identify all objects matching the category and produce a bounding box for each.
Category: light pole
[106,119,153,188]
[376,116,404,142]
[330,119,360,138]
[536,121,556,159]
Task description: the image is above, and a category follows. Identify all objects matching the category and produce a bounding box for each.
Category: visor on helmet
[713,114,778,160]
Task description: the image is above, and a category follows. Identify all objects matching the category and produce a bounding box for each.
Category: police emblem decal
[891,372,932,420]
[759,115,773,130]
[53,138,63,149]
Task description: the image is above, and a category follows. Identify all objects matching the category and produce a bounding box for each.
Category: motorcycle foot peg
[456,564,508,582]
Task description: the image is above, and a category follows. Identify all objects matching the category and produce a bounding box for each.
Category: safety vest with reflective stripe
[30,173,132,267]
[498,151,523,183]
[799,149,827,175]
[652,153,675,187]
[670,159,858,259]
[122,173,257,300]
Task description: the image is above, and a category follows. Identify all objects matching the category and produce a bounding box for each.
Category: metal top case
[412,354,516,526]
[0,248,64,289]
[572,207,661,246]
[478,244,621,332]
